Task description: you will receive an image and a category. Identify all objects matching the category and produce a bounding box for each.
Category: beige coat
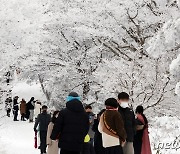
[47,122,59,154]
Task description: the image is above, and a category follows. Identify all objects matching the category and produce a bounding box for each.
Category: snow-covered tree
[147,17,180,97]
[0,0,179,112]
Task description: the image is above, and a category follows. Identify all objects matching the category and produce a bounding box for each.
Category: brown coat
[20,100,26,114]
[47,122,59,154]
[101,110,127,142]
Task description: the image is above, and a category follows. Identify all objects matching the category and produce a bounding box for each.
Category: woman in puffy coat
[47,111,60,154]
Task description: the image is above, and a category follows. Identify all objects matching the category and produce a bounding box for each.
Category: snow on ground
[0,116,40,154]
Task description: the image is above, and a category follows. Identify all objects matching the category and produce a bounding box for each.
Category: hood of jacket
[66,99,84,112]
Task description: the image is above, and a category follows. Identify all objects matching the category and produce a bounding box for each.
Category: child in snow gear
[13,96,19,121]
[98,98,127,154]
[118,92,136,154]
[133,106,152,154]
[47,111,60,154]
[34,105,51,154]
[50,92,89,154]
[5,97,12,117]
[20,99,26,121]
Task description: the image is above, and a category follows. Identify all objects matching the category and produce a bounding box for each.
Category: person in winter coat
[133,106,152,154]
[98,98,127,154]
[34,101,42,120]
[13,96,19,121]
[85,105,95,154]
[27,97,35,122]
[34,105,51,154]
[20,99,26,121]
[47,111,60,154]
[5,97,12,117]
[50,92,89,154]
[92,109,106,154]
[118,92,136,154]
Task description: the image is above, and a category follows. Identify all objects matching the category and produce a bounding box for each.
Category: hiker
[5,97,12,117]
[34,105,51,154]
[20,98,26,121]
[47,111,60,154]
[118,92,136,154]
[50,92,89,154]
[98,98,127,154]
[85,105,95,154]
[133,106,152,154]
[92,109,106,154]
[27,97,35,122]
[34,101,42,120]
[13,96,19,121]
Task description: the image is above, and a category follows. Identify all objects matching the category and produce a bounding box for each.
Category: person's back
[118,107,135,142]
[34,105,51,154]
[98,98,127,154]
[51,92,89,154]
[133,106,152,154]
[28,97,35,122]
[117,92,136,154]
[35,110,51,131]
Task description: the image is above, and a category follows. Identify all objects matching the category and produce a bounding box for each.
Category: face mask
[120,102,129,108]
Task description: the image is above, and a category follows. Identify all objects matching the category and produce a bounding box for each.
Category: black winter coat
[13,99,19,111]
[118,106,136,142]
[92,119,105,154]
[133,119,144,154]
[51,99,89,152]
[34,111,51,131]
[27,101,35,110]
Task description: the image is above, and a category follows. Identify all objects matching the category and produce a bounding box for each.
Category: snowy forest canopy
[0,0,180,114]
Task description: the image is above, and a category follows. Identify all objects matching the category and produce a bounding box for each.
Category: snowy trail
[0,117,39,154]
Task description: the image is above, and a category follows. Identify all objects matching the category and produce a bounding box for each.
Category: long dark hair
[135,105,148,125]
[51,111,60,123]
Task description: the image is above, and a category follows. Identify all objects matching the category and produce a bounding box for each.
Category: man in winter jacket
[34,105,51,154]
[51,92,89,154]
[13,96,19,121]
[118,92,136,154]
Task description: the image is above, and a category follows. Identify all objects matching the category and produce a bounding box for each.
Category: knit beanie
[66,92,80,102]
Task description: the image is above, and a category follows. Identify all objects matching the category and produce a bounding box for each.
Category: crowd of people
[5,96,42,122]
[4,92,152,154]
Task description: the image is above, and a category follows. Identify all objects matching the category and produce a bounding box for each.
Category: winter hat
[105,98,119,108]
[66,92,80,102]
